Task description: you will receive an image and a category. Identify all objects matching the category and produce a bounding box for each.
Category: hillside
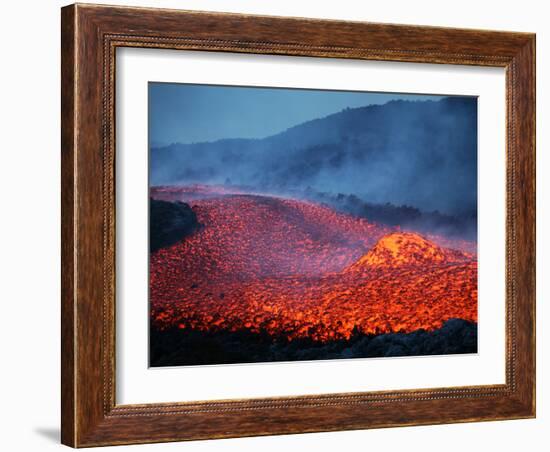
[150,97,477,216]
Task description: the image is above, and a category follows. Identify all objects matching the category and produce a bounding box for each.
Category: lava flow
[150,186,478,343]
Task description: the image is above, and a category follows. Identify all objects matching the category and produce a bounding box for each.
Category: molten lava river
[150,185,477,343]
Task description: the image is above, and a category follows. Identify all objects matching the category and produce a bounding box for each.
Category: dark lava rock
[150,318,478,367]
[150,198,201,252]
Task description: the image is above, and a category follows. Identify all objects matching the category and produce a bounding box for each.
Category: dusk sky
[149,82,445,146]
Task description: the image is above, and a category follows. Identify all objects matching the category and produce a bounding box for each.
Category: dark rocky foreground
[149,198,201,252]
[150,318,477,367]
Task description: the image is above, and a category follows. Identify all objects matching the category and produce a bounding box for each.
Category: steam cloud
[150,97,477,218]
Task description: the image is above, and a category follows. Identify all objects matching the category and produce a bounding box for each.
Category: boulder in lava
[150,198,201,252]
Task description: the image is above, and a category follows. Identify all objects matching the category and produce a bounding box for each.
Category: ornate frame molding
[61,4,535,447]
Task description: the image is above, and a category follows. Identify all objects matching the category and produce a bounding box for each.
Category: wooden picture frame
[61,3,535,447]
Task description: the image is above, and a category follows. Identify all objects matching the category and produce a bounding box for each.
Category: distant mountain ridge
[150,97,477,216]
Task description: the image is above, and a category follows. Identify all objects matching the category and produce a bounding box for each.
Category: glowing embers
[150,187,477,343]
[345,232,471,271]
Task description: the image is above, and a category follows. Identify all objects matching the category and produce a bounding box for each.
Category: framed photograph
[61,3,536,447]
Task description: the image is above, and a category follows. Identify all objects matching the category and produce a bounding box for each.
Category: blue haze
[149,83,477,217]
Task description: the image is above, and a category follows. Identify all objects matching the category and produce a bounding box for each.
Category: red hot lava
[150,186,477,343]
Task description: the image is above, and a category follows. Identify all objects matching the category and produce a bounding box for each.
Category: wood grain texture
[60,5,76,447]
[60,3,536,447]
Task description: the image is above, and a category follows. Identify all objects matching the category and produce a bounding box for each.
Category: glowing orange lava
[150,186,477,342]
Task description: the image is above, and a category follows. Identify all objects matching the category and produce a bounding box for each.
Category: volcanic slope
[150,187,478,342]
